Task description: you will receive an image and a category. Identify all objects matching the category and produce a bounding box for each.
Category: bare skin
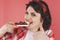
[0,22,16,37]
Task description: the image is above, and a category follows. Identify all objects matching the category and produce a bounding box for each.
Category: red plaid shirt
[0,28,54,40]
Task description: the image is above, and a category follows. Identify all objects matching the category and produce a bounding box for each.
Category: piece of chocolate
[15,21,29,27]
[19,22,27,25]
[15,22,28,25]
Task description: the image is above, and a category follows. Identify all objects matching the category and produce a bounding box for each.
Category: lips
[30,22,33,25]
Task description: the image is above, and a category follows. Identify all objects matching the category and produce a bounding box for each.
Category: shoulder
[46,30,55,40]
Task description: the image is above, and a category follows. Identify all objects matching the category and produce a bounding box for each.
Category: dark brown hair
[26,1,51,31]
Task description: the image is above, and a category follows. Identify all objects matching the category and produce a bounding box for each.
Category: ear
[40,17,43,25]
[39,20,44,32]
[38,17,44,31]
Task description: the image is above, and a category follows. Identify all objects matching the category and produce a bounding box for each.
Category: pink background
[0,0,60,40]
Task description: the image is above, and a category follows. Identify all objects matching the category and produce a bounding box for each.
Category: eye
[31,13,36,16]
[25,12,28,15]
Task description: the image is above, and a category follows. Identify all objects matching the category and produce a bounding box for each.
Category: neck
[29,27,40,33]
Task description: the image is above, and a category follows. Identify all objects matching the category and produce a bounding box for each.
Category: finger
[7,22,17,28]
[8,22,14,25]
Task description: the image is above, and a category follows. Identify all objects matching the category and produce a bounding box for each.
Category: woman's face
[24,6,43,32]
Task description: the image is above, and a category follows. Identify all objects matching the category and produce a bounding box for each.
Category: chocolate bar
[15,21,29,27]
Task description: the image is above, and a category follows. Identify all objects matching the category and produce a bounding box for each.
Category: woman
[0,1,54,40]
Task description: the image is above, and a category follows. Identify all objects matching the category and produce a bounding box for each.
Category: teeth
[26,22,30,25]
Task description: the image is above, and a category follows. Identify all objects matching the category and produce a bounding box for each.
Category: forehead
[26,6,36,13]
[26,6,41,16]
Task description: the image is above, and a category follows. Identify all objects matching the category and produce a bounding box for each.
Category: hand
[0,22,16,37]
[6,22,16,33]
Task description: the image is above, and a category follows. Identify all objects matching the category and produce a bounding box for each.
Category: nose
[25,15,32,22]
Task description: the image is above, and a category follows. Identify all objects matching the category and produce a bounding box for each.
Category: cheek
[32,17,40,22]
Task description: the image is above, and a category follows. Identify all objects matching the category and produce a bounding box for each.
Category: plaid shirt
[0,28,54,40]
